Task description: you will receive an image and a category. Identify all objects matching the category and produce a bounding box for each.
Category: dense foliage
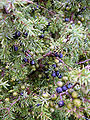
[0,0,90,120]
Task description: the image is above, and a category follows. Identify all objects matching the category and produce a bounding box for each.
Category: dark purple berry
[37,6,39,9]
[20,93,23,96]
[48,22,50,26]
[67,83,72,89]
[14,46,18,51]
[46,76,49,79]
[29,105,33,109]
[55,52,59,57]
[56,71,59,76]
[52,64,56,68]
[30,60,35,65]
[65,18,69,22]
[39,34,44,38]
[17,31,20,36]
[45,62,49,65]
[62,86,67,91]
[83,7,86,10]
[59,53,63,58]
[37,104,40,107]
[24,58,28,62]
[58,101,64,107]
[58,75,62,79]
[24,32,28,37]
[51,71,56,77]
[56,87,62,93]
[13,31,20,39]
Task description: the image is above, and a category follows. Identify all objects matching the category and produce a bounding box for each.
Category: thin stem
[77,59,90,64]
[10,97,20,106]
[57,57,72,71]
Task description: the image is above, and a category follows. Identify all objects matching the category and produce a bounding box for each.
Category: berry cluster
[0,0,89,119]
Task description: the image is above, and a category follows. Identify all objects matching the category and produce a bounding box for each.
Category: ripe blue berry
[39,34,44,38]
[51,71,56,77]
[37,6,39,9]
[83,7,86,10]
[37,104,40,107]
[56,71,59,76]
[14,46,18,51]
[24,32,28,37]
[65,18,69,22]
[56,87,62,93]
[24,58,28,62]
[20,92,23,96]
[62,86,67,91]
[48,22,50,26]
[52,64,56,68]
[17,31,20,36]
[67,83,72,89]
[14,31,21,39]
[29,105,33,109]
[58,74,62,79]
[55,52,59,57]
[45,62,49,65]
[30,60,35,65]
[59,53,63,58]
[58,101,64,107]
[46,76,49,79]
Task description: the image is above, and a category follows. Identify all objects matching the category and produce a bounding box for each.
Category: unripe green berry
[55,67,59,71]
[5,98,9,102]
[51,94,57,100]
[78,21,81,25]
[81,17,84,22]
[13,92,17,96]
[5,66,9,69]
[50,107,54,112]
[57,81,63,87]
[62,76,68,81]
[67,103,73,109]
[55,59,59,63]
[42,92,49,98]
[21,85,25,90]
[73,99,81,107]
[71,91,78,98]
